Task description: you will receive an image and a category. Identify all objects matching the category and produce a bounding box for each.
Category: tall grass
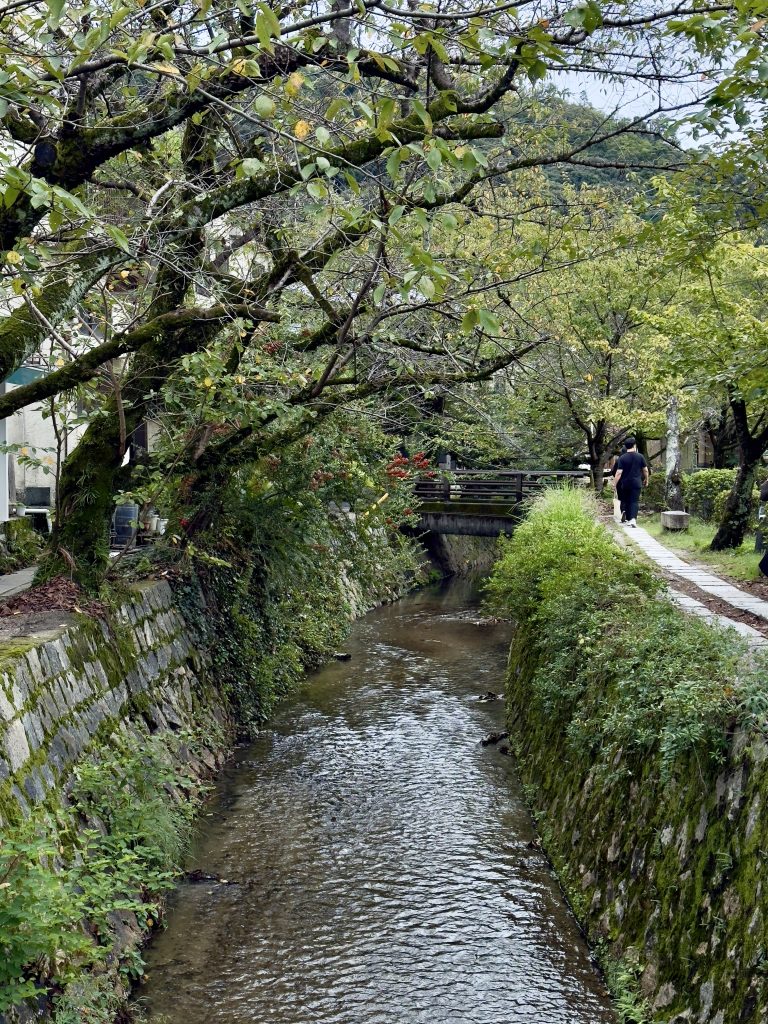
[488,487,768,777]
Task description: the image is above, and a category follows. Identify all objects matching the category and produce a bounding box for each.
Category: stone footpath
[0,566,35,598]
[621,524,768,650]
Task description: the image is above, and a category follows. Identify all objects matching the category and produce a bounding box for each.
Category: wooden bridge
[413,469,589,537]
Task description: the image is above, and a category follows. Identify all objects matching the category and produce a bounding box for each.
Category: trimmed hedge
[682,469,737,522]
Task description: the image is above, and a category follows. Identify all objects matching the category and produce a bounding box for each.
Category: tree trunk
[706,407,736,468]
[635,429,649,461]
[665,395,684,511]
[587,440,605,493]
[710,395,768,551]
[710,459,756,550]
[586,423,607,493]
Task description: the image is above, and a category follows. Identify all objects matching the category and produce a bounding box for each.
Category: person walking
[613,438,648,528]
[609,444,628,522]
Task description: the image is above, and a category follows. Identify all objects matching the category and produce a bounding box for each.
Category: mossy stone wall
[0,580,230,824]
[413,531,499,577]
[506,630,768,1024]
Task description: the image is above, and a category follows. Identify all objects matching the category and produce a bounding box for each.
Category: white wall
[5,387,87,506]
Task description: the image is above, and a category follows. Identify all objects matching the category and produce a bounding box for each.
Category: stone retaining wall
[415,531,499,577]
[506,633,768,1023]
[0,581,226,824]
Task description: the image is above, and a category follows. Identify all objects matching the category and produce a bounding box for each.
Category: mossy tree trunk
[665,395,684,511]
[710,397,768,551]
[710,460,756,550]
[705,406,737,469]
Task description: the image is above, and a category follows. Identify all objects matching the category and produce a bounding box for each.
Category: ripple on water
[139,585,615,1024]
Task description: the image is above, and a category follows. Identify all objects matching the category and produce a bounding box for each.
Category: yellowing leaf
[294,120,311,140]
[5,250,22,265]
[286,72,304,96]
[152,61,180,76]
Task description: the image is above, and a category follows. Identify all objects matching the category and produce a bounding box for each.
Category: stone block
[24,647,43,685]
[0,686,14,722]
[12,662,33,708]
[23,768,46,804]
[47,733,69,775]
[661,510,690,531]
[35,645,54,679]
[20,710,44,751]
[4,718,31,770]
[54,640,71,672]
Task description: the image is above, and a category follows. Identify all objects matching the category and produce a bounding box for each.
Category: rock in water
[481,731,509,747]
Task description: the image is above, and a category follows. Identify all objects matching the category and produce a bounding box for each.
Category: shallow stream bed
[139,581,615,1023]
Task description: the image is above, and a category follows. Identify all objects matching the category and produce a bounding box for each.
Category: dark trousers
[623,482,641,522]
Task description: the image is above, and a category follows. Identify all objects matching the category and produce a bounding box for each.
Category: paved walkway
[620,523,768,650]
[0,566,36,598]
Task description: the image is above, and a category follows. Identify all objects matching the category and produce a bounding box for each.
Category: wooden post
[514,472,523,505]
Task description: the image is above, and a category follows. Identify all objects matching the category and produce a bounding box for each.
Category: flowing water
[139,581,615,1023]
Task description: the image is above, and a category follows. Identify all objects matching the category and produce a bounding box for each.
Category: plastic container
[113,503,139,546]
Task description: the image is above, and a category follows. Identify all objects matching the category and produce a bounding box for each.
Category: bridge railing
[413,469,589,506]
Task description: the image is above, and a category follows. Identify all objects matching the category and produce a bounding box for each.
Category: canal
[139,580,615,1023]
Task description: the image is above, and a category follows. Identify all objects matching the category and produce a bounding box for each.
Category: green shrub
[713,488,732,526]
[641,471,666,512]
[0,733,201,1014]
[0,821,93,1010]
[712,484,763,534]
[682,468,736,521]
[488,487,765,778]
[0,518,43,573]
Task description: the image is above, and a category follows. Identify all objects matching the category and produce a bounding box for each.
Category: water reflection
[140,581,615,1023]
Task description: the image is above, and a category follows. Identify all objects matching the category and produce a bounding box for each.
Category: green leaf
[256,10,277,52]
[462,309,479,333]
[411,99,433,133]
[527,58,548,82]
[419,276,435,300]
[258,3,281,36]
[325,97,348,119]
[253,95,276,118]
[315,125,331,147]
[307,180,327,199]
[240,158,263,177]
[45,0,65,27]
[105,224,132,253]
[426,146,442,172]
[388,205,405,225]
[386,148,402,180]
[563,2,602,33]
[478,309,500,333]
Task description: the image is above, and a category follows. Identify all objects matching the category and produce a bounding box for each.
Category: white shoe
[629,519,637,528]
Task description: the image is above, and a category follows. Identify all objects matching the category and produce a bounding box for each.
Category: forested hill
[513,91,685,198]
